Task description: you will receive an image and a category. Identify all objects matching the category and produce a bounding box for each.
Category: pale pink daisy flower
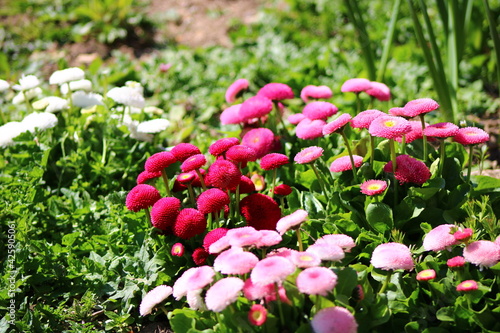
[257,82,294,100]
[369,115,412,139]
[394,120,424,143]
[301,85,333,103]
[267,247,298,261]
[350,109,386,129]
[241,127,275,159]
[139,285,173,316]
[288,113,307,125]
[311,306,358,333]
[294,146,324,164]
[322,113,352,135]
[276,209,308,235]
[291,251,321,268]
[225,78,249,103]
[214,248,259,275]
[365,81,391,101]
[371,242,414,271]
[495,235,500,246]
[416,269,436,281]
[423,224,458,252]
[341,78,371,93]
[302,101,338,120]
[255,230,282,248]
[306,243,345,262]
[456,280,478,292]
[208,235,231,254]
[447,256,466,268]
[220,104,243,125]
[243,278,275,300]
[463,240,500,268]
[186,289,206,311]
[423,122,459,138]
[173,266,215,300]
[329,155,363,172]
[384,154,431,185]
[295,118,327,140]
[360,179,387,196]
[226,226,262,248]
[315,234,356,252]
[454,127,489,145]
[296,267,337,296]
[239,95,274,122]
[205,277,244,312]
[250,256,296,286]
[264,284,292,305]
[248,304,267,326]
[403,98,440,118]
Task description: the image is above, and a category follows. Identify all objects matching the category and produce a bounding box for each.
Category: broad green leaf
[366,202,393,234]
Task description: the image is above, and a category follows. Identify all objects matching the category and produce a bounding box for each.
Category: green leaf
[169,311,195,333]
[472,175,500,193]
[62,232,81,247]
[436,306,455,322]
[366,202,393,234]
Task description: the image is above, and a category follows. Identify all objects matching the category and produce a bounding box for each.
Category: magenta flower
[384,154,431,185]
[197,188,230,214]
[463,240,500,268]
[306,243,345,262]
[447,256,466,268]
[360,179,388,196]
[240,193,282,230]
[171,242,184,257]
[225,78,249,103]
[288,113,307,125]
[276,209,308,235]
[205,277,244,312]
[150,197,181,232]
[291,251,321,268]
[126,184,161,212]
[403,98,440,118]
[423,224,458,251]
[394,120,425,143]
[311,306,358,333]
[203,227,229,252]
[423,122,459,138]
[456,280,478,292]
[369,115,412,139]
[248,304,267,326]
[173,208,207,240]
[214,248,259,275]
[250,256,296,286]
[260,153,290,170]
[315,234,356,252]
[302,101,338,120]
[241,127,275,159]
[371,242,414,271]
[388,107,406,117]
[180,153,206,172]
[206,159,241,190]
[295,118,327,140]
[350,109,386,129]
[294,146,324,164]
[454,127,489,145]
[171,143,202,162]
[257,82,294,100]
[329,155,363,172]
[192,247,209,266]
[273,184,293,196]
[341,78,371,93]
[300,85,333,103]
[239,95,273,122]
[220,104,243,125]
[226,145,258,163]
[296,267,337,296]
[416,269,436,281]
[144,151,176,172]
[365,81,391,101]
[322,113,352,136]
[209,137,240,157]
[139,285,173,316]
[136,170,161,185]
[453,227,473,242]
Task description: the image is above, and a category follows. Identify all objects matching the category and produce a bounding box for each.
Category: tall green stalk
[377,0,402,81]
[483,0,500,98]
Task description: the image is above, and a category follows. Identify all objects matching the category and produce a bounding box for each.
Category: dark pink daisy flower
[350,109,386,129]
[294,146,324,164]
[226,144,258,163]
[209,137,240,157]
[151,197,181,232]
[255,230,282,248]
[306,243,345,262]
[171,242,184,257]
[257,83,294,101]
[288,113,307,125]
[365,81,391,101]
[423,224,458,252]
[394,120,425,143]
[311,307,358,333]
[240,193,282,230]
[177,172,195,185]
[463,240,500,268]
[384,154,431,185]
[136,170,162,185]
[388,107,407,117]
[197,188,230,214]
[340,78,371,93]
[329,155,363,172]
[226,226,262,248]
[403,98,440,117]
[239,95,274,122]
[315,234,356,252]
[447,256,466,268]
[250,256,295,286]
[423,122,459,138]
[220,104,243,125]
[241,127,275,159]
[453,227,473,242]
[295,118,326,140]
[233,175,256,194]
[273,184,292,196]
[214,248,259,275]
[139,285,173,316]
[416,269,436,281]
[173,208,207,240]
[260,153,289,170]
[145,151,177,172]
[276,209,308,235]
[180,153,207,173]
[291,251,321,268]
[456,280,478,292]
[296,267,337,296]
[371,242,414,271]
[300,85,333,103]
[205,160,242,190]
[205,277,244,312]
[203,227,229,252]
[454,127,489,145]
[369,115,412,139]
[225,78,249,104]
[126,184,161,212]
[360,179,388,196]
[248,304,267,326]
[171,143,202,162]
[322,113,352,135]
[302,101,338,120]
[192,247,209,265]
[243,278,275,300]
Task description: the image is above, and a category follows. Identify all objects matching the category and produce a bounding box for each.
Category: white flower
[13,75,41,91]
[33,96,69,113]
[124,117,154,142]
[136,119,170,134]
[22,112,58,132]
[12,87,43,104]
[60,79,92,95]
[139,285,172,316]
[49,67,85,85]
[125,80,144,95]
[107,86,145,108]
[72,91,104,108]
[0,79,10,91]
[0,122,27,148]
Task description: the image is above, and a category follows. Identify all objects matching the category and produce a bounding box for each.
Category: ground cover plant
[1,0,500,332]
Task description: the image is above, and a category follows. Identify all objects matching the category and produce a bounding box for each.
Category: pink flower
[329,155,363,172]
[384,154,431,185]
[306,243,345,262]
[260,153,289,170]
[136,170,161,185]
[226,226,262,248]
[180,153,206,172]
[302,101,338,120]
[463,240,500,268]
[177,172,195,185]
[151,197,181,232]
[274,184,293,196]
[209,137,240,157]
[139,285,173,316]
[369,115,412,139]
[291,251,321,268]
[226,145,258,163]
[257,83,294,100]
[241,127,275,159]
[288,113,307,125]
[203,227,229,252]
[197,188,230,214]
[243,278,275,300]
[423,122,459,138]
[301,85,333,103]
[315,234,356,252]
[350,109,386,129]
[206,160,241,190]
[214,248,259,275]
[341,78,371,93]
[295,118,327,140]
[388,107,406,117]
[255,230,282,248]
[296,267,337,296]
[423,224,458,251]
[236,175,256,194]
[173,266,215,299]
[145,151,176,172]
[454,127,489,145]
[173,208,207,240]
[208,235,231,254]
[322,113,352,135]
[171,243,184,257]
[416,269,436,281]
[360,179,387,196]
[403,98,440,117]
[171,143,201,162]
[239,95,274,121]
[159,63,172,73]
[250,256,295,286]
[447,256,466,268]
[311,306,358,333]
[126,184,161,212]
[294,146,324,164]
[371,242,414,271]
[251,172,266,191]
[456,280,478,292]
[276,209,308,235]
[453,228,473,242]
[205,277,244,312]
[394,120,424,143]
[248,304,267,326]
[220,104,243,125]
[225,78,249,103]
[365,81,391,101]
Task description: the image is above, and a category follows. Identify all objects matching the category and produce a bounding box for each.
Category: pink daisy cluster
[341,78,391,101]
[289,101,339,140]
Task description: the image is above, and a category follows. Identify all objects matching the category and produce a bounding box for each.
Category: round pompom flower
[49,67,85,85]
[171,243,185,257]
[423,122,459,138]
[136,170,161,185]
[126,184,161,212]
[180,154,207,172]
[447,256,466,268]
[341,78,371,93]
[203,227,229,252]
[463,240,500,268]
[205,160,242,190]
[291,251,321,268]
[240,193,282,230]
[225,78,249,103]
[295,118,327,140]
[139,285,173,316]
[226,226,262,248]
[21,112,58,132]
[177,172,195,185]
[255,230,282,248]
[276,209,308,235]
[453,127,489,145]
[197,188,230,214]
[403,98,440,117]
[394,120,425,144]
[456,280,478,292]
[260,153,289,170]
[453,227,473,242]
[235,175,256,194]
[173,266,215,300]
[145,151,177,172]
[226,145,258,163]
[296,267,337,296]
[302,101,338,120]
[294,146,324,164]
[384,154,431,185]
[329,155,363,172]
[248,304,267,326]
[241,128,275,159]
[365,81,391,101]
[173,208,207,239]
[350,109,386,129]
[311,306,358,333]
[388,107,406,117]
[192,247,209,265]
[214,248,259,275]
[288,113,307,125]
[315,234,356,252]
[369,115,412,139]
[371,242,414,271]
[209,137,240,157]
[250,256,296,286]
[322,113,352,135]
[239,95,274,121]
[360,179,387,196]
[243,278,275,300]
[151,197,181,232]
[300,85,333,103]
[306,243,345,262]
[257,83,294,101]
[220,104,243,125]
[171,143,201,162]
[205,277,244,312]
[423,224,458,251]
[416,269,436,281]
[274,184,292,196]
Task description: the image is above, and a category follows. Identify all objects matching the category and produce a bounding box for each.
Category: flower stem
[195,169,207,190]
[275,284,285,327]
[144,207,152,226]
[467,144,474,183]
[295,228,304,252]
[311,163,328,199]
[438,139,446,177]
[341,131,359,183]
[161,169,172,197]
[379,271,393,294]
[370,135,375,165]
[419,114,428,163]
[187,183,196,206]
[389,139,398,205]
[269,169,277,198]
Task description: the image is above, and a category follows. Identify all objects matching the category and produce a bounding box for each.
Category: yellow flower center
[299,255,313,261]
[368,184,382,190]
[384,120,396,127]
[462,282,473,288]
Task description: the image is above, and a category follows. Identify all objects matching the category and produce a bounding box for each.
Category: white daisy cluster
[0,112,58,148]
